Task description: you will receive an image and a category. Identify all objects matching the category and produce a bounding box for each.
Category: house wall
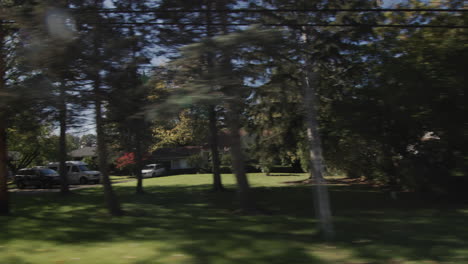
[171,159,191,169]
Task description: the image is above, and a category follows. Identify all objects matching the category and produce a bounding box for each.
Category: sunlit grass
[2,173,468,264]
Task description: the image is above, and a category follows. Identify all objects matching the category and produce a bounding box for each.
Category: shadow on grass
[264,174,302,177]
[1,182,468,263]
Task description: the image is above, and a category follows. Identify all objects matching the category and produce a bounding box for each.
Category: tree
[0,0,60,214]
[7,122,51,173]
[2,1,83,197]
[79,134,97,148]
[156,0,288,209]
[154,0,233,192]
[333,0,468,193]
[166,24,285,211]
[247,0,384,239]
[107,64,153,194]
[42,9,83,195]
[69,0,125,215]
[152,109,209,149]
[247,55,308,174]
[40,134,80,162]
[102,0,157,194]
[0,20,9,214]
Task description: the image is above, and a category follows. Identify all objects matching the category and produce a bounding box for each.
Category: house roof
[69,146,97,158]
[151,146,203,160]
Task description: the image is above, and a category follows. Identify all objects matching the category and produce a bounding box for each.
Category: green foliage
[321,1,468,190]
[82,156,98,171]
[219,151,232,167]
[6,118,52,171]
[79,134,97,148]
[6,119,81,172]
[151,109,209,150]
[248,64,308,173]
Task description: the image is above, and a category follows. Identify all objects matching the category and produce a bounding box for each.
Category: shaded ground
[1,173,467,264]
[284,176,383,187]
[8,183,102,193]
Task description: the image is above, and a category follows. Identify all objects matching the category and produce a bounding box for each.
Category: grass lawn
[1,173,468,264]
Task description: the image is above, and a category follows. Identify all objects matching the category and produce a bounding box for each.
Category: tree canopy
[0,0,466,229]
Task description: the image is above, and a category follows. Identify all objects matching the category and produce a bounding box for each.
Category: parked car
[142,164,167,178]
[14,167,61,189]
[47,161,101,185]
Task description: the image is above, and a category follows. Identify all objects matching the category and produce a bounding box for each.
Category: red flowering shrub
[115,152,150,171]
[115,152,136,169]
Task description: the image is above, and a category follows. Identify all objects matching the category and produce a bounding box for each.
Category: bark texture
[217,0,254,210]
[303,70,334,241]
[95,87,123,216]
[205,0,224,192]
[58,85,70,194]
[208,105,224,191]
[134,129,144,194]
[227,102,256,212]
[0,117,8,215]
[0,26,9,215]
[91,4,123,215]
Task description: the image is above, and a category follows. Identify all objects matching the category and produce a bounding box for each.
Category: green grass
[110,175,135,183]
[2,173,468,264]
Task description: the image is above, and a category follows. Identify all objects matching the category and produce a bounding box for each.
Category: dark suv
[14,167,61,189]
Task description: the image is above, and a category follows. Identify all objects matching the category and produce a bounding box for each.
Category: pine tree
[247,0,384,239]
[0,20,9,215]
[153,0,231,192]
[69,0,126,215]
[0,0,59,214]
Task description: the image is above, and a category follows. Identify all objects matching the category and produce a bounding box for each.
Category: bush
[269,166,303,173]
[219,166,232,174]
[82,156,98,170]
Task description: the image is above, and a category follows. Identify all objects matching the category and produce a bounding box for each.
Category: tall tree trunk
[208,105,224,191]
[382,146,399,199]
[204,0,224,192]
[303,67,334,241]
[58,84,70,194]
[0,25,9,215]
[95,85,123,216]
[92,0,122,216]
[0,117,8,216]
[217,0,254,211]
[134,127,144,194]
[227,102,256,212]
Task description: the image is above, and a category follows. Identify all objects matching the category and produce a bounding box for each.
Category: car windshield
[144,165,155,170]
[78,165,90,171]
[40,169,58,175]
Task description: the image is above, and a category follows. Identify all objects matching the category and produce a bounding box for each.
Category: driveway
[8,179,135,194]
